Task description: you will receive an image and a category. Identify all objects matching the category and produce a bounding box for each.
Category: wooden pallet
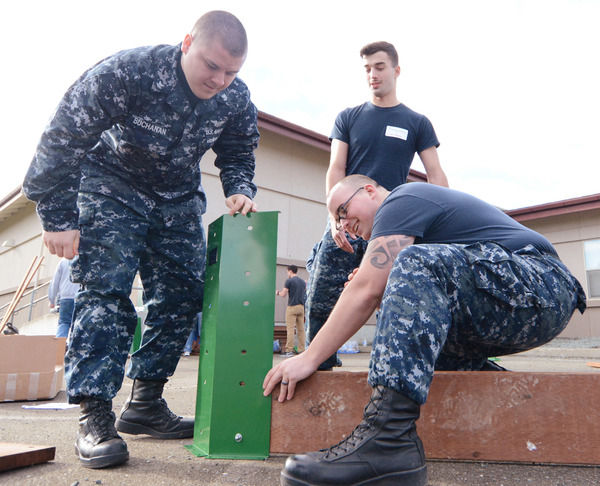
[270,371,600,465]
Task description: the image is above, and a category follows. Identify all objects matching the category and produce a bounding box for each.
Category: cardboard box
[0,336,66,402]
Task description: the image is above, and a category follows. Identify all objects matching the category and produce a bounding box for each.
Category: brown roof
[506,193,600,222]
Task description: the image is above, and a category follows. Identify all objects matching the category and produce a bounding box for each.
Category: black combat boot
[76,398,129,469]
[281,385,427,486]
[115,378,194,439]
[480,359,508,371]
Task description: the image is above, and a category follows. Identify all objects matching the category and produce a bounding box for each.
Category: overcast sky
[1,0,598,209]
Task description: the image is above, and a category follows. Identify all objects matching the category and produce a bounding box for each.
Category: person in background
[276,265,307,358]
[305,41,448,371]
[183,312,202,356]
[48,257,80,338]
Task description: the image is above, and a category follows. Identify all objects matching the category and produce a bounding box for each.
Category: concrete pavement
[1,340,600,485]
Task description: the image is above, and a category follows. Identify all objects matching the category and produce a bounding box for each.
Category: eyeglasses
[335,186,365,231]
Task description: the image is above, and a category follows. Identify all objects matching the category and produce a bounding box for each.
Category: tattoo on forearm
[369,246,391,268]
[367,236,412,269]
[387,238,399,255]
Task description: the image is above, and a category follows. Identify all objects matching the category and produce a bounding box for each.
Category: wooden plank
[270,371,600,465]
[271,372,369,453]
[421,372,600,464]
[0,442,55,472]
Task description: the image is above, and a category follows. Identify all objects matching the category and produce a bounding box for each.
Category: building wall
[518,209,600,337]
[0,203,57,288]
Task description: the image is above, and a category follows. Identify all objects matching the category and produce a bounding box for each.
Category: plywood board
[270,371,600,465]
[0,442,55,472]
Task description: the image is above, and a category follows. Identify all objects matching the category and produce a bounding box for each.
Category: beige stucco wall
[0,204,60,286]
[0,202,57,289]
[201,129,329,263]
[518,209,600,337]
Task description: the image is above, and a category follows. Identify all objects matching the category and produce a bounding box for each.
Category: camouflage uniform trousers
[369,242,587,405]
[66,183,205,403]
[305,222,368,368]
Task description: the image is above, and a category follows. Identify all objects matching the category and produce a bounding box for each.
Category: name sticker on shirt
[385,125,408,140]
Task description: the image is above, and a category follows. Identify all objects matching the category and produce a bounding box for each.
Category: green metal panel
[130,317,142,354]
[186,211,278,459]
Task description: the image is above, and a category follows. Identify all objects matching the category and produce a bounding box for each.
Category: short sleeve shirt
[371,183,557,255]
[330,102,439,190]
[285,276,306,306]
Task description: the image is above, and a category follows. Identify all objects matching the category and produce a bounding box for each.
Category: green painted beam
[186,211,278,459]
[129,317,142,354]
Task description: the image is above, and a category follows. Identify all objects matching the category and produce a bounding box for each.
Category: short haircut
[339,174,380,191]
[359,41,399,67]
[191,10,248,57]
[287,265,298,274]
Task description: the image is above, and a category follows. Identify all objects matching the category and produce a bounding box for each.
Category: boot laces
[322,388,384,458]
[88,404,118,440]
[156,397,180,423]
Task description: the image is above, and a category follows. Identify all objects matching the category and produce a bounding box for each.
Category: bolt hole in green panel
[186,211,278,459]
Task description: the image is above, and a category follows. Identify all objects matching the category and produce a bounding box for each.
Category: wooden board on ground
[0,442,55,472]
[270,371,600,465]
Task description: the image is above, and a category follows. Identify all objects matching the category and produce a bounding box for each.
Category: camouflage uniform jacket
[23,44,259,232]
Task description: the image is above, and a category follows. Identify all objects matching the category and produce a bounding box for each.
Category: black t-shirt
[371,183,557,256]
[330,102,439,190]
[285,276,306,306]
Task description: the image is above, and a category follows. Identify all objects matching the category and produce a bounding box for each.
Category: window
[584,240,600,298]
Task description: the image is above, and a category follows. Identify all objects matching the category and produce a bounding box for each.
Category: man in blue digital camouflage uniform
[23,11,259,469]
[306,41,448,370]
[264,175,587,486]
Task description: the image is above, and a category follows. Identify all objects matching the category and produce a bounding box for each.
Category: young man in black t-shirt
[306,40,448,371]
[276,265,306,357]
